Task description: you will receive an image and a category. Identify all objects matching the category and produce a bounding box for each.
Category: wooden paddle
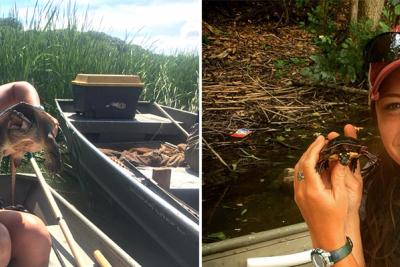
[94,250,112,267]
[153,102,190,138]
[29,154,86,267]
[10,156,16,205]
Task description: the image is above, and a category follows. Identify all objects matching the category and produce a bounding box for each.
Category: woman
[294,31,400,267]
[0,82,55,267]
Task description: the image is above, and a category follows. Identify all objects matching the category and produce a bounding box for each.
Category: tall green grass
[0,1,199,111]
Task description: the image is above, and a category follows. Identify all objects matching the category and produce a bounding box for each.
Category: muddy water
[203,103,381,242]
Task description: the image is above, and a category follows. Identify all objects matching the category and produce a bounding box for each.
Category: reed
[0,0,198,112]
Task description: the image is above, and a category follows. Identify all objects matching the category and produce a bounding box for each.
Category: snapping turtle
[0,102,60,203]
[316,136,378,176]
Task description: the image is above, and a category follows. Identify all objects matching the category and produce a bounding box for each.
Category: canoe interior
[56,99,199,266]
[0,174,139,267]
[202,223,313,267]
[58,99,199,210]
[96,140,199,210]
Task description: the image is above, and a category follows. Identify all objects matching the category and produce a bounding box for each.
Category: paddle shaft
[10,157,16,205]
[30,157,86,267]
[48,186,141,267]
[153,102,190,139]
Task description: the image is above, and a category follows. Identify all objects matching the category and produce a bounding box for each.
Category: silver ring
[297,171,305,181]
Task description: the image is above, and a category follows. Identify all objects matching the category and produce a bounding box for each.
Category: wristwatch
[311,236,353,267]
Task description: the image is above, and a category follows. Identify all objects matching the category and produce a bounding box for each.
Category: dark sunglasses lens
[365,33,400,63]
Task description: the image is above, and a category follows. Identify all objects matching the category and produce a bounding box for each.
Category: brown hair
[361,103,400,266]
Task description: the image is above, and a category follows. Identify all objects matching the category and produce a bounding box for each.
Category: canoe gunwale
[202,222,308,256]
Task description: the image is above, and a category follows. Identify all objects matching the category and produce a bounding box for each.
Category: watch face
[311,254,326,267]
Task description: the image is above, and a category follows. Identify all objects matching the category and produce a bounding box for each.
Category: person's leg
[0,223,11,267]
[0,210,51,267]
[0,81,40,110]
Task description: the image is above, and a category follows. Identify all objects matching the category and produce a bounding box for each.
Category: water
[203,102,380,242]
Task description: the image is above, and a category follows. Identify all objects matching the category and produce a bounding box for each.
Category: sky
[0,0,200,54]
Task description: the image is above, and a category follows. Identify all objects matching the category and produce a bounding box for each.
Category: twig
[292,81,368,95]
[206,107,244,111]
[207,185,231,226]
[275,140,300,150]
[203,137,232,171]
[263,108,294,121]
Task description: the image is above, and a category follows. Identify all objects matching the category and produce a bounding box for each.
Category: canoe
[55,99,199,266]
[202,223,313,267]
[0,173,140,267]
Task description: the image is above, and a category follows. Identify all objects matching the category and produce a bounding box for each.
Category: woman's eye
[384,103,400,110]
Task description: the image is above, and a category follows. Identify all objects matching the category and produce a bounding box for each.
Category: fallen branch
[203,137,232,171]
[292,81,369,95]
[206,185,231,226]
[275,140,300,150]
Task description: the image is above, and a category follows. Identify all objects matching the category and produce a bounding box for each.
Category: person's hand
[293,124,362,250]
[326,124,363,217]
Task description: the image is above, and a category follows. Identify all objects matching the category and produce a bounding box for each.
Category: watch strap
[329,236,353,263]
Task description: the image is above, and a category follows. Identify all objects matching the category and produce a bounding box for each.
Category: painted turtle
[316,135,378,176]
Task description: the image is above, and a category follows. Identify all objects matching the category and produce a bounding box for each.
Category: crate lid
[71,74,144,88]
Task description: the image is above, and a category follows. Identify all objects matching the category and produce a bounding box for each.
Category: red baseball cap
[369,25,400,101]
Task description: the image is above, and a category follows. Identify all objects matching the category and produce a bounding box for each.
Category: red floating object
[230,128,253,138]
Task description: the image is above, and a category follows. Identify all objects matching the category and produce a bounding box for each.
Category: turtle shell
[321,136,363,154]
[0,102,60,172]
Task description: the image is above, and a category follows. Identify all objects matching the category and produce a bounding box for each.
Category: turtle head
[8,110,32,133]
[339,152,351,166]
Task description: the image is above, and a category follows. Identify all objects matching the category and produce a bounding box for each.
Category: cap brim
[371,59,400,100]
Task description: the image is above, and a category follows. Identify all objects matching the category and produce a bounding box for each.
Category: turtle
[0,102,60,204]
[316,135,378,176]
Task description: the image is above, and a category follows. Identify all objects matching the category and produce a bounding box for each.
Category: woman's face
[376,68,400,165]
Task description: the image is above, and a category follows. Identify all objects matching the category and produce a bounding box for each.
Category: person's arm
[345,214,365,267]
[0,81,40,109]
[305,209,364,267]
[312,229,363,267]
[293,129,365,267]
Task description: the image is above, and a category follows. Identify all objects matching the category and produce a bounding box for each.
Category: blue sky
[0,0,200,54]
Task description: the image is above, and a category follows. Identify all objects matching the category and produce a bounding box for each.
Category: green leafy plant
[380,0,400,31]
[274,57,307,78]
[303,0,400,85]
[304,20,379,83]
[305,0,340,35]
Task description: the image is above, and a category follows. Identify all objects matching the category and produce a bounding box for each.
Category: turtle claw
[349,158,358,173]
[360,151,379,177]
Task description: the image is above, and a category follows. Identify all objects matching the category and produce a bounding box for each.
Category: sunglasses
[364,32,400,63]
